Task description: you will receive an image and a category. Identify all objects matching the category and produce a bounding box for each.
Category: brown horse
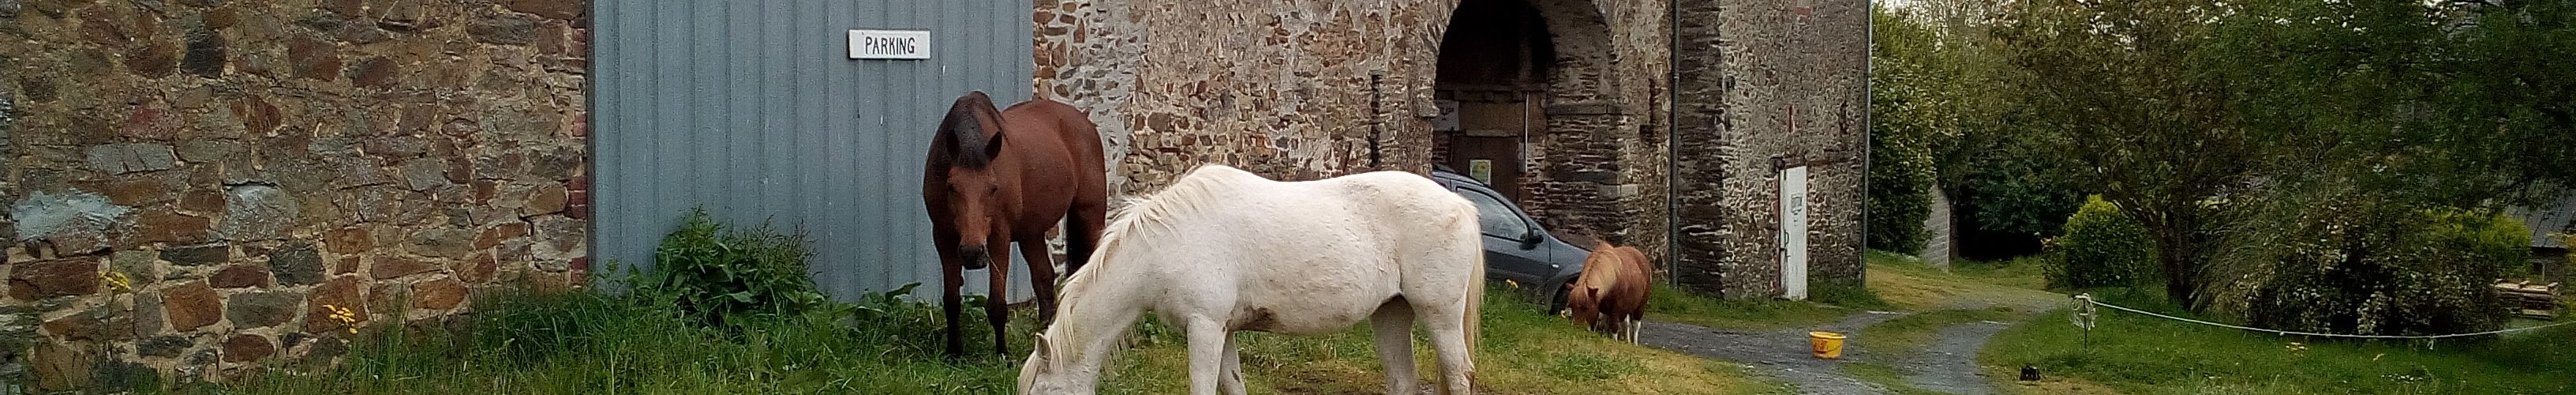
[922,91,1108,357]
[1567,240,1653,343]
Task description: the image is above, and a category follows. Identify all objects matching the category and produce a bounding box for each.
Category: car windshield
[1455,188,1530,238]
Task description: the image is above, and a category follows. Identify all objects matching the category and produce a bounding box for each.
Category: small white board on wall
[848,29,930,59]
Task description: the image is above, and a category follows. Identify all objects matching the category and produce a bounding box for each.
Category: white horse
[1017,164,1486,395]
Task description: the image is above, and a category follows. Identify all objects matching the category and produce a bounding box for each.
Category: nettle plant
[636,208,834,329]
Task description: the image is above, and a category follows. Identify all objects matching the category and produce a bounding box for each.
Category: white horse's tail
[1467,258,1483,363]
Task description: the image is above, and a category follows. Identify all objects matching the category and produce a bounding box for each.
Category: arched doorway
[1432,0,1622,237]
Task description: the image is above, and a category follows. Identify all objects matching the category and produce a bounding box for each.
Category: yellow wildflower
[98,271,133,292]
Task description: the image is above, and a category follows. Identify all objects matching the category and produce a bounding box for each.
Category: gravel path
[1638,311,1909,394]
[1899,320,2016,395]
[1640,302,2057,394]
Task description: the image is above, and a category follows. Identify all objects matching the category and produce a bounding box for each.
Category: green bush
[633,208,833,329]
[2042,195,2159,289]
[2248,205,2526,336]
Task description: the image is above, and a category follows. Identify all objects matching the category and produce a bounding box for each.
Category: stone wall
[1036,0,1859,299]
[1032,0,1676,269]
[1672,0,1870,298]
[0,0,590,389]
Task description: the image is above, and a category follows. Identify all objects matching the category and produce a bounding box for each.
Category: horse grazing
[1567,240,1652,344]
[922,91,1109,357]
[1017,165,1486,395]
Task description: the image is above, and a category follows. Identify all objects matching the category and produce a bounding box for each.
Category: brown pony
[1567,240,1653,343]
[922,91,1108,357]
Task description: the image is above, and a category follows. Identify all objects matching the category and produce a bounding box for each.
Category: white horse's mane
[1043,165,1254,359]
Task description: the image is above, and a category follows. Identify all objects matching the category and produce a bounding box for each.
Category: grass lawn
[1979,288,2576,395]
[204,284,1782,394]
[1863,251,2060,310]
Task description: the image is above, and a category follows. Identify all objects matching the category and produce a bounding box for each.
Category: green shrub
[633,208,832,329]
[2042,195,2159,289]
[2248,205,2525,336]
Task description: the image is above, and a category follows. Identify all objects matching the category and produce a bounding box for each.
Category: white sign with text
[848,29,930,60]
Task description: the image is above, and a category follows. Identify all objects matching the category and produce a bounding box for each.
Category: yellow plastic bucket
[1810,331,1847,359]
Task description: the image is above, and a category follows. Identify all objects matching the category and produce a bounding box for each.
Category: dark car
[1429,167,1592,313]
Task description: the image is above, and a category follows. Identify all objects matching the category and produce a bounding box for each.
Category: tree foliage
[1878,0,2573,314]
[1867,7,1954,253]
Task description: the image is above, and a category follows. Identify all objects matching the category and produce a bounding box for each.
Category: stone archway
[1429,0,1625,239]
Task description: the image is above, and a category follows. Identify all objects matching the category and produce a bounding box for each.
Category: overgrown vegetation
[1983,289,2576,395]
[2242,204,2529,336]
[635,208,836,329]
[2042,197,2158,290]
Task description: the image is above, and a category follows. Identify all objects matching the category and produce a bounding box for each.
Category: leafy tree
[1868,7,1954,253]
[1998,0,2248,307]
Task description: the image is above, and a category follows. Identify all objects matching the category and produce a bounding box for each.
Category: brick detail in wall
[0,0,593,389]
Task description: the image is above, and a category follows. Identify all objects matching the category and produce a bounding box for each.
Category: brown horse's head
[938,92,1009,270]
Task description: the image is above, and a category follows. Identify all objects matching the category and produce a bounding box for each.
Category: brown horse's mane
[939,92,1005,168]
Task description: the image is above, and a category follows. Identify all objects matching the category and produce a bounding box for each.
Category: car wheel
[1545,283,1571,315]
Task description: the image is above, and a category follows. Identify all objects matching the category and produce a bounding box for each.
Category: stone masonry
[0,0,590,389]
[1037,0,1863,299]
[1672,0,1870,297]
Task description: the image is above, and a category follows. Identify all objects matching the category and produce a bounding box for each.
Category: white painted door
[1780,166,1810,299]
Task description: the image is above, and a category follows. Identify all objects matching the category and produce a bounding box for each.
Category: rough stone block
[399,158,449,190]
[411,276,465,310]
[219,185,300,241]
[474,222,530,250]
[303,276,367,333]
[133,292,166,337]
[7,257,99,299]
[130,209,214,244]
[84,143,179,175]
[182,26,227,78]
[519,183,564,216]
[324,227,371,254]
[269,241,326,286]
[285,35,340,81]
[466,13,536,44]
[508,0,582,21]
[406,228,473,258]
[160,243,230,266]
[160,282,220,331]
[129,39,180,77]
[350,57,396,88]
[225,291,301,329]
[211,265,271,288]
[459,252,498,284]
[371,256,440,280]
[110,250,159,281]
[30,342,87,391]
[139,335,193,358]
[100,171,186,206]
[41,303,133,341]
[222,333,273,362]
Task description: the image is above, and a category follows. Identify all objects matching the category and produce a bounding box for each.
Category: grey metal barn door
[593,1,1036,303]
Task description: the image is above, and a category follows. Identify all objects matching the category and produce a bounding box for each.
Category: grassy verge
[1645,282,1868,329]
[1978,290,2576,395]
[1865,251,2060,310]
[206,284,1777,394]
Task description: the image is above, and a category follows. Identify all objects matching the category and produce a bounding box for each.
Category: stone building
[1035,0,1869,299]
[2,0,590,389]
